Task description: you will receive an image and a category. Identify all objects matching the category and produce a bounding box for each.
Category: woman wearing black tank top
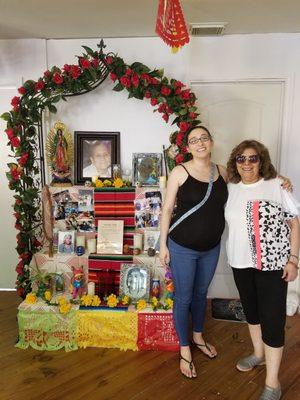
[160,126,229,378]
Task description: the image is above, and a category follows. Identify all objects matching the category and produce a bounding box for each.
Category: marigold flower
[165,298,174,309]
[59,303,72,314]
[113,178,123,188]
[136,299,147,311]
[91,295,101,306]
[95,179,104,188]
[107,294,118,308]
[25,292,37,304]
[44,290,52,301]
[57,296,67,306]
[122,295,130,305]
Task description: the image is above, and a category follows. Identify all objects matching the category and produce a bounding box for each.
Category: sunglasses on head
[236,154,260,164]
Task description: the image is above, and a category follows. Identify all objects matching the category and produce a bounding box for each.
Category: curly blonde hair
[227,140,277,183]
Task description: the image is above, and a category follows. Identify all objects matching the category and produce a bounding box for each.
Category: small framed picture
[143,230,160,251]
[120,264,151,302]
[74,131,120,184]
[58,231,75,254]
[132,153,162,187]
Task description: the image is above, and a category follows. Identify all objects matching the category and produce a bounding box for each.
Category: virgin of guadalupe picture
[46,121,74,186]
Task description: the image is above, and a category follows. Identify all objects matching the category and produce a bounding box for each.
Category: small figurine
[165,266,174,299]
[70,266,85,299]
[147,247,156,257]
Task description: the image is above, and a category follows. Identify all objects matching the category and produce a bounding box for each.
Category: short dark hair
[227,139,277,183]
[185,125,212,141]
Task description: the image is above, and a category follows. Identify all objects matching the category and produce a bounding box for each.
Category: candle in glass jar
[133,233,143,250]
[87,282,95,296]
[87,238,96,253]
[76,236,85,248]
[159,176,167,189]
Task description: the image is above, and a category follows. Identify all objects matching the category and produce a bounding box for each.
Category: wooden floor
[1,292,300,400]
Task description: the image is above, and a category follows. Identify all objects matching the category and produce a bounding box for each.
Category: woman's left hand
[282,262,298,282]
[278,175,293,192]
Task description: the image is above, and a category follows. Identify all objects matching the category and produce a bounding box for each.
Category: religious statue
[46,121,73,186]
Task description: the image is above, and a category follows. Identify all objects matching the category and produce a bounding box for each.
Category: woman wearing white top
[225,140,300,400]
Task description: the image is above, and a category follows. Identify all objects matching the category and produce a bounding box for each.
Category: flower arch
[1,41,200,297]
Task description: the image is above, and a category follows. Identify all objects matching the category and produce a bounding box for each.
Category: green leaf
[1,112,11,121]
[82,45,95,56]
[48,104,57,114]
[178,109,188,115]
[157,69,164,78]
[50,95,61,103]
[113,83,124,92]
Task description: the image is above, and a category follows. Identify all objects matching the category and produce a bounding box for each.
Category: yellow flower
[57,296,67,306]
[151,297,158,307]
[122,295,130,305]
[59,302,72,314]
[103,179,112,187]
[91,295,101,306]
[106,294,118,308]
[95,179,104,188]
[136,299,147,311]
[165,298,174,309]
[81,294,93,306]
[25,292,37,304]
[113,178,124,188]
[44,290,52,301]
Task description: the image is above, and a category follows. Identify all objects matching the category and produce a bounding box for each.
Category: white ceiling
[1,0,300,39]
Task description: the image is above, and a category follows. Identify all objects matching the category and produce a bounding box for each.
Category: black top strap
[216,164,220,174]
[180,164,190,175]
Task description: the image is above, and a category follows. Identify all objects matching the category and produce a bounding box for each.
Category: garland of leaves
[1,43,200,297]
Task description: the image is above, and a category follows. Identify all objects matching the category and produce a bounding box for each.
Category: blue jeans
[168,238,220,346]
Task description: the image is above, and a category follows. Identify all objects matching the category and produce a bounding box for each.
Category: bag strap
[169,163,216,233]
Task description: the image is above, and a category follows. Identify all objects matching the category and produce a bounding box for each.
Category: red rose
[10,136,21,148]
[70,65,81,79]
[105,56,113,65]
[63,64,71,73]
[120,76,131,88]
[189,112,197,119]
[18,152,29,167]
[35,80,45,91]
[161,86,171,96]
[180,89,191,100]
[91,58,99,68]
[176,133,185,146]
[18,87,26,95]
[125,68,133,76]
[44,70,51,78]
[5,128,14,139]
[175,153,184,164]
[20,252,31,261]
[158,103,166,113]
[15,222,22,230]
[166,106,173,114]
[15,261,24,274]
[14,212,21,219]
[53,73,63,84]
[174,80,185,88]
[79,57,91,69]
[150,98,158,106]
[131,74,139,88]
[15,199,22,206]
[11,96,20,108]
[11,168,21,180]
[151,77,159,85]
[175,88,182,95]
[32,237,42,248]
[179,121,190,133]
[162,114,169,123]
[110,72,118,82]
[16,287,25,296]
[141,73,151,83]
[144,91,151,99]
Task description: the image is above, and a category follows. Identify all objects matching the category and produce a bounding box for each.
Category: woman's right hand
[159,245,170,267]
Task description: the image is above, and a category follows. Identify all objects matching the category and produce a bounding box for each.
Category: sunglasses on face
[188,135,211,145]
[236,154,260,164]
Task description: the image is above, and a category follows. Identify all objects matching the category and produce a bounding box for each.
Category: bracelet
[287,261,299,269]
[290,254,299,261]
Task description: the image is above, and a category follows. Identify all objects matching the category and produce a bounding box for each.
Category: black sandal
[192,340,217,359]
[180,355,197,378]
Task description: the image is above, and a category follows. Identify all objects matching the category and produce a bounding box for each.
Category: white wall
[0,35,299,295]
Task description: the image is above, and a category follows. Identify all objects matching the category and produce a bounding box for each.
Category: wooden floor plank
[1,292,300,400]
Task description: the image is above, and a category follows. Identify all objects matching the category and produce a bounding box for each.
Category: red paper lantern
[155,0,190,52]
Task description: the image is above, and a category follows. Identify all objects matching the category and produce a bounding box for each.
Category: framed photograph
[132,153,162,187]
[97,220,124,254]
[120,264,150,302]
[58,231,75,254]
[78,189,94,212]
[74,131,120,184]
[143,230,160,252]
[135,189,162,228]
